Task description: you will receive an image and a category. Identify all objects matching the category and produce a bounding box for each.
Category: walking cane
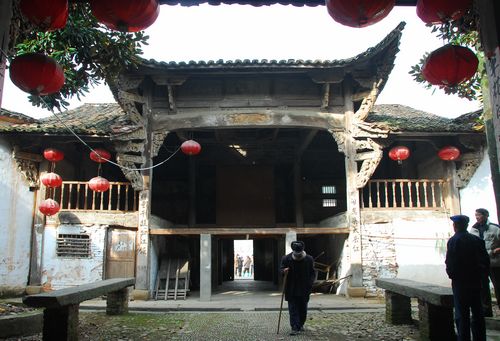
[277,270,288,335]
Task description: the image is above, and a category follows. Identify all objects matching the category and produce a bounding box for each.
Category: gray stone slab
[376,278,453,307]
[23,278,135,308]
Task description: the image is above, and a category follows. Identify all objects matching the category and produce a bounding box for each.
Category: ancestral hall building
[0,23,486,299]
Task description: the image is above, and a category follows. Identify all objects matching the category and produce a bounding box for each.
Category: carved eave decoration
[456,135,485,188]
[12,148,42,188]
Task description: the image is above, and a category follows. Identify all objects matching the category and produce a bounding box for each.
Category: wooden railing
[53,181,139,212]
[360,179,446,209]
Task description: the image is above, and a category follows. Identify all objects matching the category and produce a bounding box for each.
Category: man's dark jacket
[280,253,316,300]
[445,230,490,287]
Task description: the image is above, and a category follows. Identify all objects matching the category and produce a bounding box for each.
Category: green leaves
[12,3,149,111]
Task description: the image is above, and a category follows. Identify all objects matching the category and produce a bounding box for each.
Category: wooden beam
[150,227,349,235]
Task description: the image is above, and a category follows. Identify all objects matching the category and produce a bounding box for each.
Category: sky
[1,4,482,119]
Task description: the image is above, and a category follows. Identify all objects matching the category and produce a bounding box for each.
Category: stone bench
[376,278,455,341]
[23,277,135,341]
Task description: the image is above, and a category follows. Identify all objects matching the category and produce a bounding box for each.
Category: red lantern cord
[10,53,65,96]
[181,140,202,156]
[422,45,478,87]
[438,146,461,161]
[20,0,68,31]
[39,198,60,216]
[326,0,395,28]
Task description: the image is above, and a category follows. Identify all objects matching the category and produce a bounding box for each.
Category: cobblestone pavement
[170,311,419,341]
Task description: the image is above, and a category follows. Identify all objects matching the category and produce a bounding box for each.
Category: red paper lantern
[20,0,68,31]
[326,0,395,28]
[10,53,65,96]
[438,146,461,161]
[181,140,201,156]
[90,149,111,163]
[90,0,160,32]
[39,198,60,216]
[43,148,64,162]
[416,0,472,24]
[388,146,410,163]
[41,172,63,188]
[88,176,110,192]
[422,45,478,87]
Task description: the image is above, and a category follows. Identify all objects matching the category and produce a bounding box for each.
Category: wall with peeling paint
[41,224,106,290]
[0,138,34,294]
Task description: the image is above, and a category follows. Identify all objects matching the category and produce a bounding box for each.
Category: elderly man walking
[446,215,490,341]
[469,208,500,317]
[280,241,315,336]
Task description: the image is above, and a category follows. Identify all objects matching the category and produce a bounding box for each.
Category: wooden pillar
[444,163,461,215]
[188,157,196,227]
[343,79,364,295]
[200,233,212,301]
[134,82,154,299]
[479,0,500,222]
[293,161,303,227]
[0,0,12,107]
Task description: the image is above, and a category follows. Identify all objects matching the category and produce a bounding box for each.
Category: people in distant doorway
[243,255,252,277]
[234,254,240,278]
[280,240,315,336]
[469,208,500,317]
[237,254,243,277]
[446,215,489,341]
[250,255,254,276]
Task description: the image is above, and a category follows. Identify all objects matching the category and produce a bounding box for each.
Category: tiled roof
[158,1,417,6]
[0,108,38,124]
[0,103,129,136]
[138,22,405,72]
[368,104,483,133]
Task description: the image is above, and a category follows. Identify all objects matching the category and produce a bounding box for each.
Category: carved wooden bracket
[116,156,144,191]
[354,138,383,188]
[330,130,345,153]
[354,79,383,121]
[456,151,484,188]
[152,131,169,157]
[12,149,42,188]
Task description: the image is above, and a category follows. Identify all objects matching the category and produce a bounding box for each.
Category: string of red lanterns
[39,148,65,216]
[88,148,112,193]
[388,145,462,163]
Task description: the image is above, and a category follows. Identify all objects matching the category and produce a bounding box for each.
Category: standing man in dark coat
[446,215,490,341]
[280,240,316,336]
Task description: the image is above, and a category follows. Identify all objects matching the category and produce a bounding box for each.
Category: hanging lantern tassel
[325,0,395,28]
[39,198,60,216]
[422,45,478,87]
[388,146,410,165]
[88,176,110,192]
[181,140,202,156]
[438,146,461,161]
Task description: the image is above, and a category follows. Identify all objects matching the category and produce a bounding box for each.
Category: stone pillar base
[132,289,149,301]
[385,291,412,325]
[347,286,366,297]
[43,304,79,341]
[107,288,129,315]
[418,299,456,340]
[25,286,43,295]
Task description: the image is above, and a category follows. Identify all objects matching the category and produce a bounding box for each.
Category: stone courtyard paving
[2,310,420,340]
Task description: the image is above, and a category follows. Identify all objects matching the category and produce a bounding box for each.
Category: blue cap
[450,215,470,224]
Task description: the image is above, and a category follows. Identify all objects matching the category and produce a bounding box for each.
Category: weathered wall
[460,152,498,220]
[0,138,34,295]
[41,224,106,290]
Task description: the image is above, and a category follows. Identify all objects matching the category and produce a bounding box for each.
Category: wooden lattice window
[56,234,91,258]
[322,185,337,207]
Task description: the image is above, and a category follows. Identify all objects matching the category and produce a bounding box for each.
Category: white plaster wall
[460,153,498,222]
[0,138,34,290]
[41,224,106,290]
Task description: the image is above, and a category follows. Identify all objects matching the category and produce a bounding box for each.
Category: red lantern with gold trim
[90,0,160,32]
[90,149,111,163]
[388,146,410,164]
[39,198,60,216]
[422,45,478,87]
[416,0,472,24]
[43,148,64,163]
[10,53,65,96]
[41,172,63,188]
[326,0,395,28]
[88,176,110,192]
[181,140,201,156]
[438,146,461,161]
[20,0,68,31]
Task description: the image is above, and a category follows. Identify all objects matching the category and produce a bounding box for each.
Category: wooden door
[105,228,136,279]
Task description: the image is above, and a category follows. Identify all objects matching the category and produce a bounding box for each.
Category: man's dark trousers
[287,295,309,331]
[452,282,486,341]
